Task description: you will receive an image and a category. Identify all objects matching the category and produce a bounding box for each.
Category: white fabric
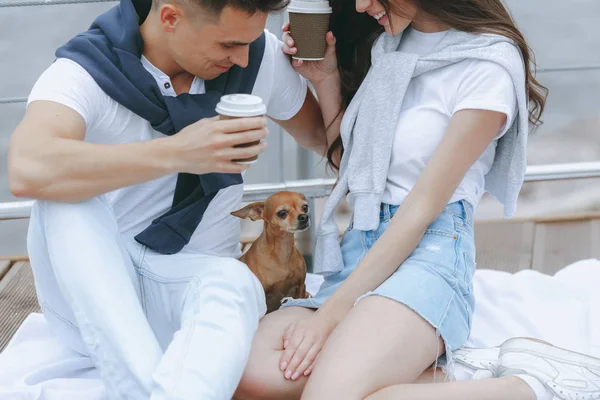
[26,29,307,256]
[25,196,266,400]
[1,259,599,398]
[383,27,518,209]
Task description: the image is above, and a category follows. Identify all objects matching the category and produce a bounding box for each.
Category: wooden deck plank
[0,262,40,352]
[474,221,535,272]
[532,219,600,275]
[0,261,12,281]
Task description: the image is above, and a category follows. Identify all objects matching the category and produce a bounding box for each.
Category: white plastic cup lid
[287,0,332,14]
[215,94,267,117]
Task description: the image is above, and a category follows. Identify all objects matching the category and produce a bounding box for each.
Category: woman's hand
[279,313,337,380]
[281,23,339,86]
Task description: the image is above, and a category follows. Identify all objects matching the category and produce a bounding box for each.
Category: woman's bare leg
[301,296,444,399]
[235,307,466,400]
[367,376,536,400]
[235,306,314,400]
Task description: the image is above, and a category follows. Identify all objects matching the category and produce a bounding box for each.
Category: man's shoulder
[28,58,111,127]
[263,29,281,48]
[260,29,284,61]
[42,58,99,86]
[257,29,289,75]
[29,58,111,104]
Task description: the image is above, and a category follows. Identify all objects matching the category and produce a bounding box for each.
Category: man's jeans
[27,196,266,399]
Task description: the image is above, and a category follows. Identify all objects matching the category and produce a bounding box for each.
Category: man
[6,0,326,397]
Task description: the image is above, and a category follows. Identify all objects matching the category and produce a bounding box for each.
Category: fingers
[209,120,268,165]
[279,323,298,372]
[325,31,337,55]
[287,342,321,380]
[214,140,268,162]
[284,338,311,380]
[282,31,297,56]
[214,116,267,133]
[219,126,268,147]
[304,360,316,376]
[281,23,303,58]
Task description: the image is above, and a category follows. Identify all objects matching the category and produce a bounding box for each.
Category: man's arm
[271,89,327,156]
[8,101,267,202]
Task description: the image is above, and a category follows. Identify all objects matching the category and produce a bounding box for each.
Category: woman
[234,0,565,399]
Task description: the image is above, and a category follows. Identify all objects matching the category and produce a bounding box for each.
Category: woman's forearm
[313,73,344,151]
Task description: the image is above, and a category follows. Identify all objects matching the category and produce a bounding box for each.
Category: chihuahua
[232,191,311,313]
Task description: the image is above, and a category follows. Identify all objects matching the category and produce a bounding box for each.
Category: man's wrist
[146,136,181,175]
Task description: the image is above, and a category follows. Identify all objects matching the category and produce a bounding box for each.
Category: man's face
[165,5,268,80]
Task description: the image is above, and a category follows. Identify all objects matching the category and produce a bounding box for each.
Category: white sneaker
[454,346,500,379]
[498,337,600,400]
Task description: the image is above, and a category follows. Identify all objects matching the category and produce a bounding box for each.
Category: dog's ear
[231,202,265,221]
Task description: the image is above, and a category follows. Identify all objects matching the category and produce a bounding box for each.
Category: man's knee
[39,196,117,230]
[194,257,266,315]
[40,196,107,214]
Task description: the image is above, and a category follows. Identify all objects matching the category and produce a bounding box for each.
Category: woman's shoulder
[447,30,523,61]
[460,58,513,79]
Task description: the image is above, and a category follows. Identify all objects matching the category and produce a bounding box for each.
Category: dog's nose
[298,214,308,223]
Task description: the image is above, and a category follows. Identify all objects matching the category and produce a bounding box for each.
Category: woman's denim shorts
[281,200,476,364]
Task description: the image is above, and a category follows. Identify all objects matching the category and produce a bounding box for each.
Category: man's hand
[167,116,269,175]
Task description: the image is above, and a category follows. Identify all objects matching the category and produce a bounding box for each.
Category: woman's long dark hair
[326,0,549,172]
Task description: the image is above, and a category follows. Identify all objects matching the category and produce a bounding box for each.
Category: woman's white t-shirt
[382,27,518,208]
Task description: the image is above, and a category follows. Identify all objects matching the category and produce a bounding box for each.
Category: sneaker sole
[501,337,600,371]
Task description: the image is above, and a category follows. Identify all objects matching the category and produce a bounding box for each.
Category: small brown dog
[232,191,311,313]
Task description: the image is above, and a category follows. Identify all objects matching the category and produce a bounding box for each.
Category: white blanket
[1,259,599,399]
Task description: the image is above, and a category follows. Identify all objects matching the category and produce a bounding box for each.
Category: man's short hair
[153,0,289,17]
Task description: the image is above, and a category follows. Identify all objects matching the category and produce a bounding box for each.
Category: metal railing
[0,0,114,7]
[3,162,600,220]
[0,178,337,220]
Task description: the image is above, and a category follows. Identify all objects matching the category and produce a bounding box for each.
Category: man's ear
[231,201,265,221]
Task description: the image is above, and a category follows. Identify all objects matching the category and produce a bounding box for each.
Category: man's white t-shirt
[382,27,518,208]
[27,30,307,258]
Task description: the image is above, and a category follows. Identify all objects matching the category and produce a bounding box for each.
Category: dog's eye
[277,210,288,219]
[302,205,309,213]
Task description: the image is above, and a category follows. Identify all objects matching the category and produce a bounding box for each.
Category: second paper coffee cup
[288,0,332,61]
[216,94,267,164]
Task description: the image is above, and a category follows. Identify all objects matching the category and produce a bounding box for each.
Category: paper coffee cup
[216,94,267,164]
[288,0,332,61]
